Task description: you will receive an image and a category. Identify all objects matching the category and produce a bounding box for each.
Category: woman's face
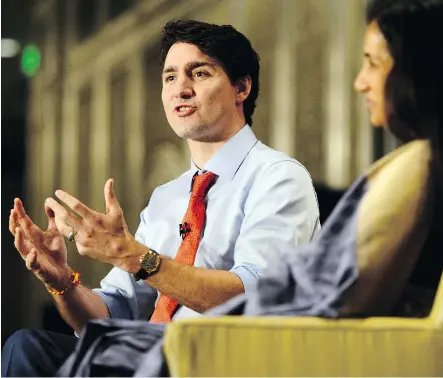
[354,21,394,127]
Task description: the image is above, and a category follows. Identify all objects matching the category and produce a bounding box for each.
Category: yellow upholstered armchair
[164,277,443,377]
[164,140,443,377]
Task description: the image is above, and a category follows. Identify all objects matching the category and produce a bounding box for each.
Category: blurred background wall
[2,0,399,344]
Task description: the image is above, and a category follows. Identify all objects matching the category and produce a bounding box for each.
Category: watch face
[141,251,160,274]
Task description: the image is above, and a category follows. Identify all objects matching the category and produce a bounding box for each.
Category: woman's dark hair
[366,0,443,193]
[366,0,443,288]
[160,19,260,126]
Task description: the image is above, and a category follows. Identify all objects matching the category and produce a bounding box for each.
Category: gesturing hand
[9,198,72,291]
[45,179,140,273]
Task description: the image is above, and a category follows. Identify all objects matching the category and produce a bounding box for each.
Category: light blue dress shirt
[94,125,321,321]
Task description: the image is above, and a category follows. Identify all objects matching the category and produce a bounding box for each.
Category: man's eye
[165,75,175,83]
[194,71,209,78]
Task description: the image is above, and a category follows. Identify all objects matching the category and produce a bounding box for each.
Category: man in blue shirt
[4,20,320,376]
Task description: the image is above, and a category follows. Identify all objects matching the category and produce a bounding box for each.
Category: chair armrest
[164,316,443,377]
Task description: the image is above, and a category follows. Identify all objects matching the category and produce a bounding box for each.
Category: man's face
[354,21,394,127]
[161,42,239,141]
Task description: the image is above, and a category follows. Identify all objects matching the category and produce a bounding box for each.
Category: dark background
[2,0,32,346]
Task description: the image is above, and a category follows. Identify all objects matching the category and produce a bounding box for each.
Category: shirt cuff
[230,264,261,294]
[93,289,133,320]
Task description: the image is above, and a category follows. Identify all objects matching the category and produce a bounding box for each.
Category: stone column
[90,70,111,210]
[126,52,145,233]
[323,0,365,188]
[293,0,327,182]
[60,81,80,195]
[269,0,298,158]
[40,89,57,205]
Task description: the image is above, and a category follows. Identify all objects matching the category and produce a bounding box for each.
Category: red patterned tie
[150,171,217,323]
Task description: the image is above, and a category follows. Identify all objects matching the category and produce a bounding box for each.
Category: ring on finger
[66,223,78,242]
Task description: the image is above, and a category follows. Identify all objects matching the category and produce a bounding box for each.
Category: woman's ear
[235,76,252,105]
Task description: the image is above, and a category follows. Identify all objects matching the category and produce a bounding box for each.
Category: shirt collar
[188,124,257,189]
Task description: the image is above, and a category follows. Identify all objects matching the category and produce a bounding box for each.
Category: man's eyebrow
[162,61,217,75]
[162,66,177,75]
[185,61,217,71]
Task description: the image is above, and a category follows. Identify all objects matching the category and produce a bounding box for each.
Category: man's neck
[188,124,245,168]
[188,140,228,169]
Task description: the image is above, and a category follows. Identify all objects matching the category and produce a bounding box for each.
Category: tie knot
[191,172,216,197]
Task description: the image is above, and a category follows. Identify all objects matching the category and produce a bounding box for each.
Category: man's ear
[235,76,252,105]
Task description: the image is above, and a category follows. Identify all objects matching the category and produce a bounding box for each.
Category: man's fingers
[14,198,34,230]
[54,190,94,220]
[104,178,121,215]
[14,228,29,259]
[14,199,44,242]
[45,202,55,218]
[47,217,57,231]
[45,203,57,231]
[25,249,40,272]
[9,209,20,235]
[45,198,82,237]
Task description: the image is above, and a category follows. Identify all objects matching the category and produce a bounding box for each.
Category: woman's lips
[366,99,376,108]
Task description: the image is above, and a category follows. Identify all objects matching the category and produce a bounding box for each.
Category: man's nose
[174,77,194,99]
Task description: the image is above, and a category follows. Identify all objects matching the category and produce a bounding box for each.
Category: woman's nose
[354,70,368,93]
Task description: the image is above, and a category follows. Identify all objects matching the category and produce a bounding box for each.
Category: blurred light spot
[1,39,21,58]
[21,44,41,77]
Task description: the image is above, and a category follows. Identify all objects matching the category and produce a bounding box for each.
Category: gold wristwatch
[133,249,161,281]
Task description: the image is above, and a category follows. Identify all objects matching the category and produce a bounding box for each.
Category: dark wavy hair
[160,20,260,126]
[366,0,443,195]
[366,0,443,287]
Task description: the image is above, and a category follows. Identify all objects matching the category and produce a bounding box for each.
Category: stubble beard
[173,121,209,141]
